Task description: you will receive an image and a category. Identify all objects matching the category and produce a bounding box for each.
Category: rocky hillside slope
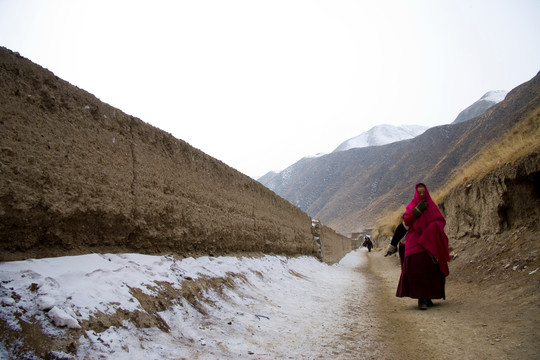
[441,152,540,240]
[452,90,508,124]
[438,149,540,283]
[0,47,353,261]
[259,72,540,234]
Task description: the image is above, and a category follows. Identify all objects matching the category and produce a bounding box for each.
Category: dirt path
[364,249,539,360]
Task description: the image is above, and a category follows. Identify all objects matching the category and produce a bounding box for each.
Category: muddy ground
[362,246,539,360]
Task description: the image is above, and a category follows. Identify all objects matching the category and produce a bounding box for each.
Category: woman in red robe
[396,183,450,310]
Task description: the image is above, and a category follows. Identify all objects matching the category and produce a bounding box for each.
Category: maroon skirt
[396,250,446,299]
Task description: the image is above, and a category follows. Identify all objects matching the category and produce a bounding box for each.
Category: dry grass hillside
[0,47,333,261]
[435,106,540,202]
[373,101,540,240]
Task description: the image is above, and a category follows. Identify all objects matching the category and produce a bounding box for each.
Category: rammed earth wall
[319,225,360,264]
[0,47,327,261]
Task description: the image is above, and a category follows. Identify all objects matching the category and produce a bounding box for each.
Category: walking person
[363,235,373,252]
[395,183,450,310]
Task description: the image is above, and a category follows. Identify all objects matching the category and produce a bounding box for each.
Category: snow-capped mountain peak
[480,90,508,103]
[332,124,429,152]
[452,90,508,124]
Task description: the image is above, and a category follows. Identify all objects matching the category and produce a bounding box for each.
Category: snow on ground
[0,249,368,359]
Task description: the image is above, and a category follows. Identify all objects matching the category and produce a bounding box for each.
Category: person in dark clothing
[385,219,407,265]
[362,236,373,252]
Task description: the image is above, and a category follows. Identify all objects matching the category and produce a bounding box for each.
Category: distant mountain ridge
[260,124,428,189]
[258,78,540,233]
[452,90,508,124]
[332,124,429,152]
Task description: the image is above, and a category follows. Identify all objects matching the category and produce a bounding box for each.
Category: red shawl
[403,183,450,276]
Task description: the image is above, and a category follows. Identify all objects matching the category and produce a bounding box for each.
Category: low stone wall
[0,47,319,261]
[319,225,360,264]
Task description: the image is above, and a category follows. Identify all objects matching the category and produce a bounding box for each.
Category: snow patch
[47,306,81,329]
[0,250,368,359]
[36,295,56,310]
[480,90,508,103]
[1,297,15,306]
[304,152,327,158]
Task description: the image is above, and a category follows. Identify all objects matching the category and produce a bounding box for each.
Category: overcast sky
[1,0,539,178]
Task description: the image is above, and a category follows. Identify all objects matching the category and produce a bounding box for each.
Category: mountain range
[258,79,538,234]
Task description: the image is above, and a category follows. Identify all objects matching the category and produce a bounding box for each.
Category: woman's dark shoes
[418,299,428,310]
[426,299,434,307]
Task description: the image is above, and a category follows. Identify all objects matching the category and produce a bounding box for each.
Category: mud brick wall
[319,225,359,264]
[0,47,319,260]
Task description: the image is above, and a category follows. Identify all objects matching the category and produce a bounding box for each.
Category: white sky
[1,0,539,178]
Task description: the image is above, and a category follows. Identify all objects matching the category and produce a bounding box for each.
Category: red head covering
[404,183,450,276]
[405,183,443,228]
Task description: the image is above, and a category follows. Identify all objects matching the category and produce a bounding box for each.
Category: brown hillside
[0,47,329,261]
[259,71,540,234]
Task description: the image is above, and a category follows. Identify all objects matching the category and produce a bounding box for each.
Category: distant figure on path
[362,235,373,252]
[395,183,450,310]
